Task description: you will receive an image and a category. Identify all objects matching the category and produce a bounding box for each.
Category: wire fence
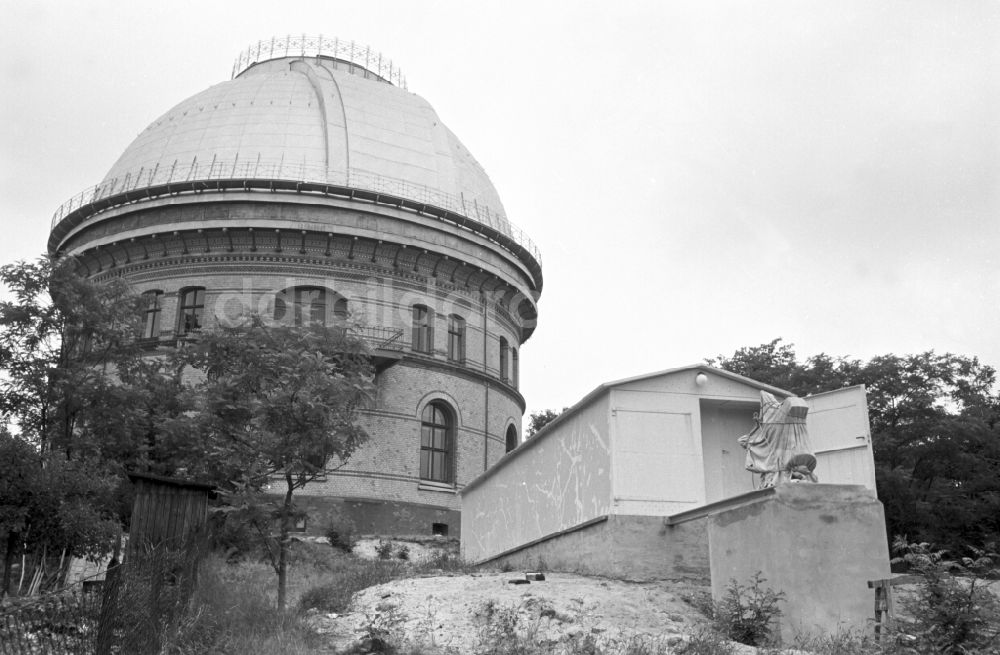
[0,543,204,655]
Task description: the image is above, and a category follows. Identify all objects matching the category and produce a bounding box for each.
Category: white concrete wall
[461,369,878,564]
[610,370,767,515]
[461,394,612,563]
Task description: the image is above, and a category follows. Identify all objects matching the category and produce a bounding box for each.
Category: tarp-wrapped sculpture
[738,391,818,488]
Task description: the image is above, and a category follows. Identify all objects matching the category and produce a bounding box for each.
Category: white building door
[612,409,702,515]
[806,386,876,490]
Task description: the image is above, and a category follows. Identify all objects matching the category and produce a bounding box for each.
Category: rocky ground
[298,538,948,654]
[307,569,725,653]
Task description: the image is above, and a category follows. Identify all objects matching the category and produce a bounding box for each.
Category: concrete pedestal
[707,484,890,642]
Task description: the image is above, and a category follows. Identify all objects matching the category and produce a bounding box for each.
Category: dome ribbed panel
[104,71,327,181]
[100,57,507,228]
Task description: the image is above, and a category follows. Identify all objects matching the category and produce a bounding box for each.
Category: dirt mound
[310,571,714,653]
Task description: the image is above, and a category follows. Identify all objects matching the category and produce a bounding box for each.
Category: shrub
[325,519,356,554]
[396,544,410,561]
[376,539,395,560]
[891,538,1000,653]
[361,601,406,653]
[711,572,785,647]
[473,599,535,655]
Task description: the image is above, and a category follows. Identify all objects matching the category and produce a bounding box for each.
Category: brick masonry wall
[118,259,525,535]
[125,260,523,381]
[295,494,462,537]
[67,197,535,537]
[297,361,522,509]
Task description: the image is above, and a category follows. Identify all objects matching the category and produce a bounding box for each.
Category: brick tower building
[47,36,542,536]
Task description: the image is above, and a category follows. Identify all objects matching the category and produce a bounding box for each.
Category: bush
[361,601,406,653]
[325,519,356,554]
[396,544,410,560]
[376,539,394,560]
[711,572,784,647]
[473,599,535,654]
[891,539,1000,653]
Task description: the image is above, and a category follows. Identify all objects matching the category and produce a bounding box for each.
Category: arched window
[511,347,519,388]
[333,297,349,321]
[447,314,465,362]
[499,337,509,381]
[505,424,518,453]
[274,287,324,325]
[412,304,433,353]
[420,402,453,483]
[274,287,347,326]
[141,290,163,339]
[178,287,205,335]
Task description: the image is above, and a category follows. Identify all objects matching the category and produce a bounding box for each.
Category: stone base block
[707,484,890,641]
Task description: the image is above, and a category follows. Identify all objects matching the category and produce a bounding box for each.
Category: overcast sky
[2,0,998,419]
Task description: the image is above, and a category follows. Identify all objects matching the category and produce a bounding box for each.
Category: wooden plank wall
[128,478,209,556]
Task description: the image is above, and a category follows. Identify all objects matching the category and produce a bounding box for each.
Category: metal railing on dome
[49,157,542,266]
[231,35,406,88]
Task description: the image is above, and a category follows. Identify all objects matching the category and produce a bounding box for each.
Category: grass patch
[299,557,409,613]
[159,555,322,655]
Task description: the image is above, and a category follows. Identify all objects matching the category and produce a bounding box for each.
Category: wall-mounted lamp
[695,372,708,386]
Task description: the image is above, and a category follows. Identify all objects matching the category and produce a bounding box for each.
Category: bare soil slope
[311,570,716,653]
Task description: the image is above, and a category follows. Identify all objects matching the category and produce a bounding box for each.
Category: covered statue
[738,391,818,488]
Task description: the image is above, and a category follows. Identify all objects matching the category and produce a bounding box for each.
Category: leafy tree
[169,319,376,610]
[0,429,36,596]
[706,338,861,396]
[526,408,567,438]
[0,430,119,596]
[1,256,190,589]
[709,339,1000,551]
[0,256,145,457]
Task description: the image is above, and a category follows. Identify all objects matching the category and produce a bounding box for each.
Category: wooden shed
[126,473,214,557]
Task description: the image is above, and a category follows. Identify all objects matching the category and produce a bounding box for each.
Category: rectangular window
[179,288,205,335]
[141,290,163,339]
[420,424,452,482]
[412,305,433,354]
[512,347,519,388]
[447,315,465,362]
[275,287,333,326]
[499,337,509,381]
